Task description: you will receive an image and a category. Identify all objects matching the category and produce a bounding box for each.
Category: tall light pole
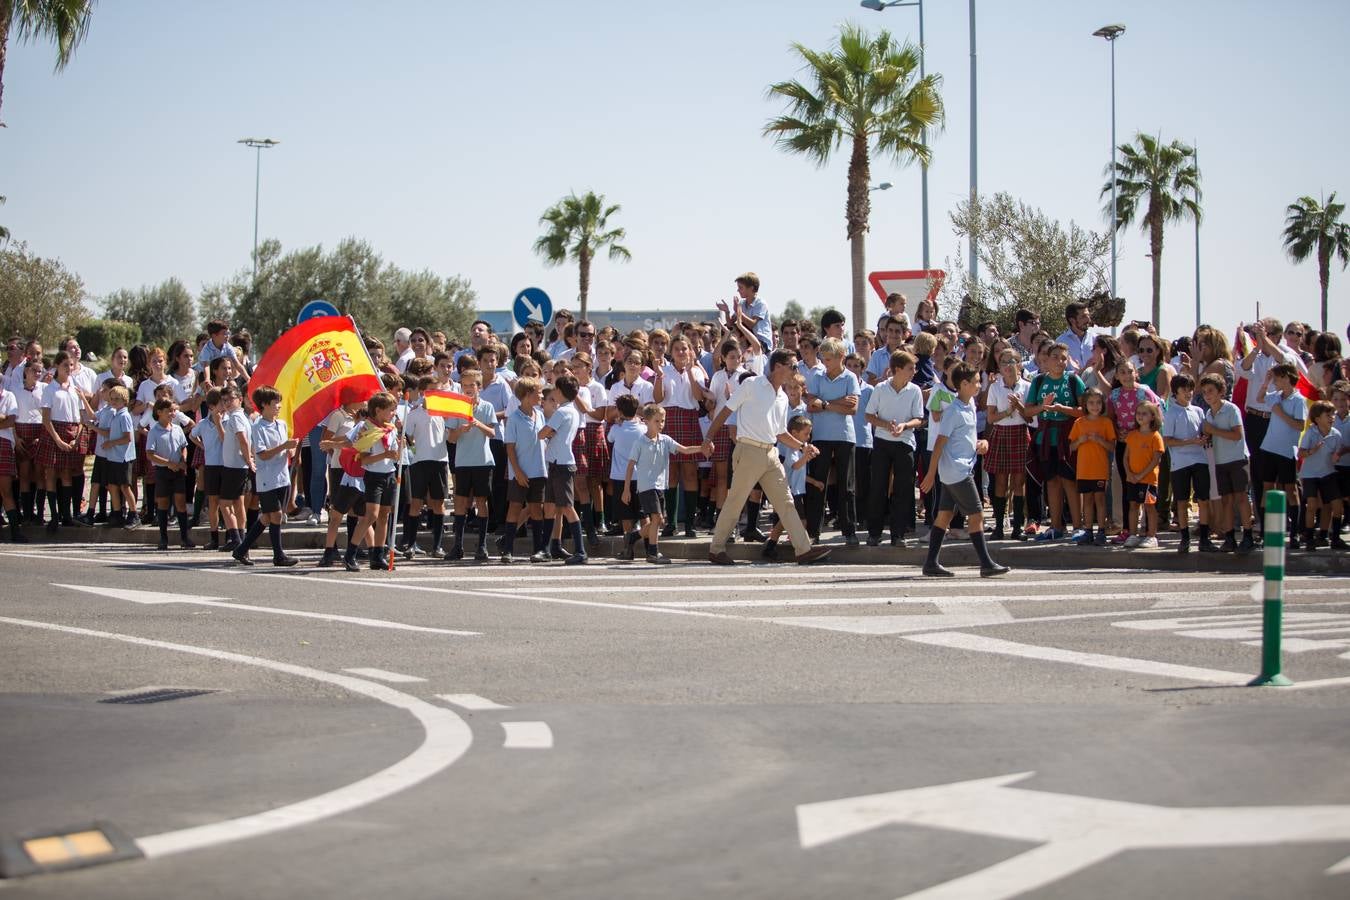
[1193,142,1201,328]
[1093,24,1124,309]
[237,138,279,282]
[861,0,931,270]
[968,0,977,291]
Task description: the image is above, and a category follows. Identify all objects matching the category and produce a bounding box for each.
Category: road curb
[13,523,1350,575]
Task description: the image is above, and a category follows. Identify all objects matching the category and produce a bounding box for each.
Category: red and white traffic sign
[867,269,945,322]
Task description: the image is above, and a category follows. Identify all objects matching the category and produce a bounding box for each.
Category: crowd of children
[0,295,1347,570]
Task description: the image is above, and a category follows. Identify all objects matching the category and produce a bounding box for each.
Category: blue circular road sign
[512,288,553,330]
[298,299,340,322]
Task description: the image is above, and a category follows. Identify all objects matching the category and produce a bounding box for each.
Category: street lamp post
[968,0,977,291]
[860,0,931,270]
[1193,142,1201,328]
[237,138,279,282]
[1093,25,1125,309]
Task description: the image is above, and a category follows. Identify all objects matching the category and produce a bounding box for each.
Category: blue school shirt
[778,400,808,459]
[1162,401,1207,469]
[221,409,251,469]
[742,295,773,352]
[452,399,496,468]
[630,433,678,492]
[503,406,546,479]
[1204,401,1247,466]
[106,408,135,464]
[936,396,979,485]
[608,418,644,481]
[1259,390,1307,459]
[352,423,398,474]
[785,447,807,497]
[808,369,859,443]
[252,417,292,492]
[1298,427,1342,479]
[479,378,512,441]
[865,347,894,384]
[854,383,874,450]
[191,416,224,466]
[147,421,188,466]
[93,406,114,458]
[1336,414,1350,469]
[545,405,581,466]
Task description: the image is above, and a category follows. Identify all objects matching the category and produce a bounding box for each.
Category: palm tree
[1,0,97,124]
[1100,132,1201,332]
[532,191,630,321]
[1282,193,1350,332]
[764,23,943,332]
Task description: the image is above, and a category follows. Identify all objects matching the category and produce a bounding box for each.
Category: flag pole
[385,412,407,571]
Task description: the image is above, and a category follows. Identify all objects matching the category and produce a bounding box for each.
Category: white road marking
[653,591,1256,610]
[436,693,511,711]
[902,631,1248,684]
[771,603,1014,635]
[0,615,472,859]
[501,721,553,749]
[795,771,1350,899]
[342,668,427,683]
[52,583,480,637]
[372,572,1252,588]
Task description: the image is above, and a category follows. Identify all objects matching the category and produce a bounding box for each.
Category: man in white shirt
[1238,318,1303,459]
[393,328,414,372]
[1055,301,1094,372]
[705,349,831,566]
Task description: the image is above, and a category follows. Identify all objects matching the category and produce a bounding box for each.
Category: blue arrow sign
[512,288,552,330]
[298,299,340,322]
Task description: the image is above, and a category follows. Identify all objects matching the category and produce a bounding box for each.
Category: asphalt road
[2,543,1349,899]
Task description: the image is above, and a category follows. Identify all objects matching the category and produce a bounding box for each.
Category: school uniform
[544,403,581,509]
[1162,401,1208,504]
[805,367,860,539]
[1298,427,1343,505]
[148,419,190,494]
[251,417,291,513]
[985,378,1031,475]
[866,379,923,540]
[935,396,983,516]
[853,381,874,528]
[706,368,743,464]
[405,402,449,502]
[657,363,706,447]
[1257,390,1307,485]
[90,405,115,486]
[452,399,496,499]
[38,379,86,470]
[581,378,610,477]
[0,390,17,478]
[13,380,45,462]
[320,408,354,503]
[1335,413,1350,501]
[1205,400,1250,497]
[354,422,399,507]
[629,433,681,517]
[503,406,547,504]
[607,418,644,520]
[219,408,253,501]
[192,416,226,495]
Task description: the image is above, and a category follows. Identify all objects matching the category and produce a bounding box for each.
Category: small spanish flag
[423,390,474,421]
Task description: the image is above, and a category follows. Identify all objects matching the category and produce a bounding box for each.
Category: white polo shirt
[723,375,787,446]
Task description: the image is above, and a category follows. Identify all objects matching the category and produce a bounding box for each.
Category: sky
[3,0,1348,340]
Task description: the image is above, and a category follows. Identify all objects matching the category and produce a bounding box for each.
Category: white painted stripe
[52,583,480,636]
[0,616,472,858]
[342,668,427,683]
[374,572,1249,588]
[651,590,1312,610]
[436,693,511,711]
[903,631,1247,685]
[501,721,553,749]
[1289,676,1350,691]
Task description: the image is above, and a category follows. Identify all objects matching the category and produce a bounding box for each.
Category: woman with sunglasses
[1135,333,1176,526]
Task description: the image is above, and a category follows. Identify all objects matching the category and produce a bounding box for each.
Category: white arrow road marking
[436,693,511,711]
[1116,613,1350,659]
[343,668,427,684]
[771,601,1014,636]
[501,722,553,749]
[52,583,480,637]
[0,615,472,859]
[796,772,1350,899]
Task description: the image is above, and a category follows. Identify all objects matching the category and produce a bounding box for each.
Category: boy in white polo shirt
[401,375,449,559]
[232,386,300,567]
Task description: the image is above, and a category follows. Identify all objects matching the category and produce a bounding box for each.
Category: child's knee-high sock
[971,531,998,567]
[157,508,170,543]
[72,472,85,515]
[1012,496,1026,530]
[46,488,59,522]
[57,484,73,523]
[402,512,420,551]
[430,513,444,551]
[238,516,264,553]
[269,523,284,558]
[683,488,699,532]
[570,520,586,556]
[246,507,259,531]
[178,512,192,542]
[502,519,517,555]
[476,511,489,545]
[578,503,595,540]
[925,525,947,566]
[531,518,548,552]
[452,514,466,549]
[345,515,358,548]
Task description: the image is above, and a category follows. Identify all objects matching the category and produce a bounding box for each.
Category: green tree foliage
[0,240,88,346]
[1100,132,1201,332]
[1282,193,1350,332]
[76,318,140,357]
[1,0,97,124]
[532,191,631,321]
[765,22,943,334]
[102,277,196,349]
[941,193,1114,336]
[207,238,479,354]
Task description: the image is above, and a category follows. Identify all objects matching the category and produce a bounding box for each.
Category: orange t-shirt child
[1069,416,1117,490]
[1125,428,1165,490]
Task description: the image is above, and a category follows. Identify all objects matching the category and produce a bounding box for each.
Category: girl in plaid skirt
[13,360,46,525]
[653,337,709,537]
[0,386,24,542]
[569,353,610,544]
[986,348,1032,539]
[39,351,93,532]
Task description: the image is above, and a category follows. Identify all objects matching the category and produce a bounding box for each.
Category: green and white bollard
[1249,490,1293,687]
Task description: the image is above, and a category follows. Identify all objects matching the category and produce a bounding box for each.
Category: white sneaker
[1135,535,1159,548]
[306,513,321,527]
[1123,533,1145,548]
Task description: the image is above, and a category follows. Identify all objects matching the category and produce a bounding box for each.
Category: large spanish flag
[247,316,382,438]
[423,389,474,421]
